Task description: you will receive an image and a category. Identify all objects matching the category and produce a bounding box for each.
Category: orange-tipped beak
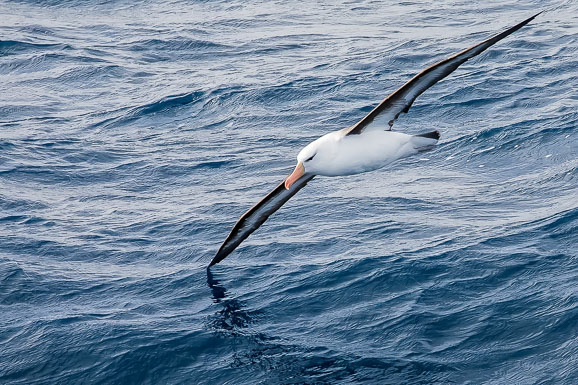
[285,162,305,190]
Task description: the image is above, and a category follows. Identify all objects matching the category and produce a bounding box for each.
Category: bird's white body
[297,129,438,177]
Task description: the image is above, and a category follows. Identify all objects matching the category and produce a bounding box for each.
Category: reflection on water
[206,268,252,333]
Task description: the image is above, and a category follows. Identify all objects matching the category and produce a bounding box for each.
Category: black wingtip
[415,130,440,140]
[523,11,543,25]
[518,11,542,25]
[511,11,543,32]
[208,253,223,268]
[532,11,544,19]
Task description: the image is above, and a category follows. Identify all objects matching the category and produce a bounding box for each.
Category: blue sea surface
[1,0,577,383]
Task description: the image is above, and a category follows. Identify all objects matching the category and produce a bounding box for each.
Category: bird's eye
[305,154,315,162]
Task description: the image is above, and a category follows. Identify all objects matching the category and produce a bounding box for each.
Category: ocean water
[1,0,577,383]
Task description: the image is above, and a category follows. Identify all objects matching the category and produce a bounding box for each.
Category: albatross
[209,13,541,267]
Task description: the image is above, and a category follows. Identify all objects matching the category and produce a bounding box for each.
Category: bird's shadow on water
[205,267,287,372]
[206,268,252,334]
[204,270,363,383]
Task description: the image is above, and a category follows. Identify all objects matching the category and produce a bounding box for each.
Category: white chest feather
[313,131,419,176]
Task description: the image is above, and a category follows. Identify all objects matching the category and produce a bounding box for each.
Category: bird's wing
[209,175,315,266]
[344,12,541,136]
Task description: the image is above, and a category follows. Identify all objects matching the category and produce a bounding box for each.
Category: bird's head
[284,134,335,189]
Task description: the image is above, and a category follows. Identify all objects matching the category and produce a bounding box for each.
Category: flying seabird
[209,13,541,267]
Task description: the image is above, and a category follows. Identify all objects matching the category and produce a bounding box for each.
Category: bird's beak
[285,162,305,190]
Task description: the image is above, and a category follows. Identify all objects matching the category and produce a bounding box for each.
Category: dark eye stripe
[305,154,315,162]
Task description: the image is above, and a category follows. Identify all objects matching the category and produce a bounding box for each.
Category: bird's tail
[411,130,440,151]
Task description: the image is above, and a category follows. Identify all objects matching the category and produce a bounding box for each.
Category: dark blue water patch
[0,140,17,151]
[540,205,578,229]
[0,104,61,123]
[50,64,129,85]
[0,40,70,55]
[192,160,235,169]
[356,219,409,237]
[0,165,84,185]
[5,24,56,36]
[59,147,133,165]
[0,52,73,74]
[0,215,47,225]
[138,92,206,116]
[530,207,578,242]
[123,38,235,63]
[237,41,317,57]
[88,90,208,130]
[0,194,50,211]
[123,37,231,53]
[245,76,346,107]
[0,215,29,223]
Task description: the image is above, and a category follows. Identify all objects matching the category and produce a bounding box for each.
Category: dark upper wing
[209,174,315,267]
[345,12,541,136]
